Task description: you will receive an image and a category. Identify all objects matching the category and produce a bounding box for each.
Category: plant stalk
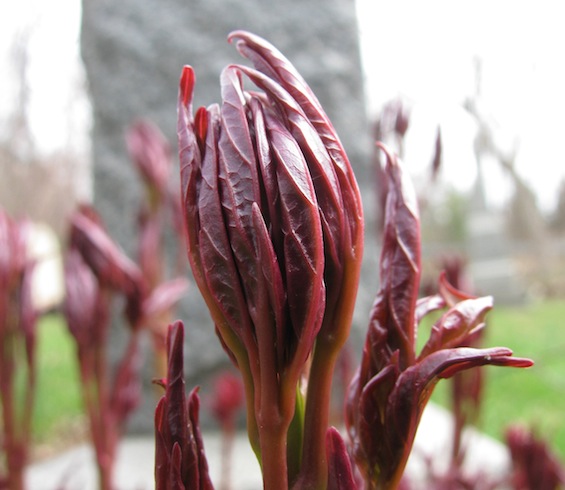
[292,340,340,490]
[259,422,289,490]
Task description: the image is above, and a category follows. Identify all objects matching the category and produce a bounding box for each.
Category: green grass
[32,314,83,446]
[429,299,565,460]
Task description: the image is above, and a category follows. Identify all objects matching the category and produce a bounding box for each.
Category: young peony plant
[64,206,146,490]
[177,30,363,490]
[154,321,214,490]
[174,31,533,490]
[0,211,38,490]
[345,144,533,490]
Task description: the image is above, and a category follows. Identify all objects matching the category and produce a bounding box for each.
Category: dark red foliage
[69,206,146,327]
[64,206,147,490]
[0,211,38,490]
[326,428,358,490]
[155,321,214,490]
[126,119,172,203]
[175,30,535,490]
[506,425,565,490]
[346,144,533,489]
[177,30,364,488]
[63,248,109,350]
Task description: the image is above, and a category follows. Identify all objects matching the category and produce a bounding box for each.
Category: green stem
[216,324,260,460]
[286,386,305,483]
[241,361,260,460]
[292,341,339,490]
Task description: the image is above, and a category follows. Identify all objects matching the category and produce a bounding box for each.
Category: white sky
[1,0,564,213]
[357,0,565,212]
[0,0,88,157]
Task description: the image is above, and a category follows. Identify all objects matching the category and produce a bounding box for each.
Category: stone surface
[26,433,262,490]
[80,0,374,433]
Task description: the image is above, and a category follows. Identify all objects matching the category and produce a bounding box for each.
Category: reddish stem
[259,421,289,490]
[292,341,339,490]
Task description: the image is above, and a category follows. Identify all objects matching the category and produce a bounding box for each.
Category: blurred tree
[0,22,85,237]
[550,179,565,235]
[465,59,549,243]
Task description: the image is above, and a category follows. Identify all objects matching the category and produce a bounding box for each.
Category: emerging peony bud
[154,321,213,490]
[69,206,146,328]
[126,119,172,204]
[69,206,143,296]
[177,31,364,489]
[63,248,107,349]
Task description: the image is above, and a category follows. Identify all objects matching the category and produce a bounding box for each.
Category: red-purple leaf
[126,119,171,199]
[374,347,531,487]
[155,322,214,490]
[142,278,189,325]
[326,427,358,490]
[228,31,363,248]
[418,296,493,359]
[69,208,145,303]
[218,66,262,250]
[228,30,322,117]
[437,270,476,306]
[154,398,169,489]
[197,106,254,345]
[263,105,325,345]
[251,203,287,371]
[373,143,420,370]
[177,66,203,271]
[164,321,189,452]
[63,251,111,356]
[170,443,186,490]
[237,65,348,330]
[188,388,215,490]
[415,293,446,324]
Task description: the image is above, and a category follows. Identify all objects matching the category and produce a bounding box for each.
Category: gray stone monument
[81,0,373,432]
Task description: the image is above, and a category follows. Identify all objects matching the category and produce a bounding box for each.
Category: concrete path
[26,403,510,489]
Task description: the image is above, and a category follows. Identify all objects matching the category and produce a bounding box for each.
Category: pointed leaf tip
[376,141,395,169]
[227,29,253,45]
[194,107,208,146]
[180,66,195,107]
[326,427,358,490]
